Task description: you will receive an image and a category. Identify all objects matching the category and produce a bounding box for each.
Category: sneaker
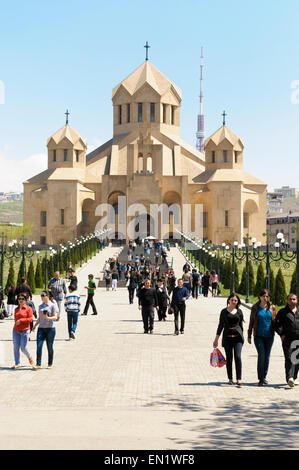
[144,330,148,334]
[11,365,21,370]
[47,365,53,369]
[33,365,41,370]
[288,378,295,388]
[228,380,234,385]
[294,379,299,386]
[70,332,75,339]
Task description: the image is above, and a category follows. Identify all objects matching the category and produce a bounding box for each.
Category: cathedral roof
[112,61,181,100]
[47,124,87,147]
[204,125,244,150]
[192,169,266,185]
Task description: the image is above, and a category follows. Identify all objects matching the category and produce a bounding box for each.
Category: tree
[35,257,43,289]
[290,267,297,295]
[238,267,246,295]
[27,259,36,293]
[223,259,232,290]
[234,262,240,293]
[17,259,27,286]
[274,268,287,306]
[248,261,255,295]
[5,258,15,295]
[254,263,265,297]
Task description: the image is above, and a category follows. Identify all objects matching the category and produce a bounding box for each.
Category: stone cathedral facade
[23,60,267,245]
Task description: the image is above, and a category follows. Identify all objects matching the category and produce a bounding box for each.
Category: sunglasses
[18,297,26,300]
[41,294,48,297]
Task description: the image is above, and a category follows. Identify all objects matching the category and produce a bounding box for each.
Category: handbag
[210,348,226,368]
[168,306,173,315]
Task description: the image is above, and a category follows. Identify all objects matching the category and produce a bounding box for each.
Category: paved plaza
[0,246,299,450]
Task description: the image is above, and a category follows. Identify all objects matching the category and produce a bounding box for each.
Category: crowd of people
[1,240,299,390]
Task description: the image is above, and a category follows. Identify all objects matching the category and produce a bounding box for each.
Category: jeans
[13,329,31,365]
[254,335,274,381]
[282,337,299,382]
[83,293,98,315]
[192,285,198,299]
[223,338,243,381]
[36,328,56,366]
[141,307,155,332]
[112,279,118,290]
[67,311,79,337]
[173,301,186,332]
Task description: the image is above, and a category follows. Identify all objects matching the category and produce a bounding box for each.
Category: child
[64,285,81,340]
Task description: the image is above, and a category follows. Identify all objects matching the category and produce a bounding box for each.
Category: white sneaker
[294,379,299,386]
[288,378,295,388]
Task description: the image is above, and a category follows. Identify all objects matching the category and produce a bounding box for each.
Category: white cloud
[0,150,47,192]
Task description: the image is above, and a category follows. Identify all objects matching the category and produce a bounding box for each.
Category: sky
[0,0,299,192]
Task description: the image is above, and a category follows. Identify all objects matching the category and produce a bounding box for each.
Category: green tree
[269,268,275,295]
[5,258,15,295]
[234,262,240,292]
[290,267,297,295]
[248,260,255,295]
[27,259,36,293]
[254,263,265,297]
[35,257,43,289]
[17,259,27,286]
[238,267,246,295]
[274,268,287,306]
[223,259,232,290]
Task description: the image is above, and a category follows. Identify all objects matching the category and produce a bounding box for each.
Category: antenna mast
[196,47,205,153]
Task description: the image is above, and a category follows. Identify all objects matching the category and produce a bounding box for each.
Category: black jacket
[138,287,158,309]
[275,305,299,339]
[155,285,169,308]
[216,308,244,346]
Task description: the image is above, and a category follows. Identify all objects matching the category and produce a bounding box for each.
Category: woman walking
[12,292,34,369]
[248,289,277,386]
[127,271,136,304]
[210,271,219,297]
[32,290,58,369]
[213,293,244,387]
[6,284,16,317]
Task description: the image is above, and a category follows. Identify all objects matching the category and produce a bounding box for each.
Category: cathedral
[23,59,267,245]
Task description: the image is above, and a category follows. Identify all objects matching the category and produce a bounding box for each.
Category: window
[41,211,47,227]
[150,103,155,123]
[64,149,68,161]
[118,105,122,125]
[162,104,167,123]
[203,212,207,228]
[82,211,88,226]
[225,210,229,227]
[53,150,56,162]
[75,150,79,162]
[138,103,143,122]
[127,104,130,123]
[223,150,227,163]
[171,106,175,125]
[211,151,215,163]
[61,209,65,225]
[243,212,248,228]
[40,236,46,245]
[234,151,238,163]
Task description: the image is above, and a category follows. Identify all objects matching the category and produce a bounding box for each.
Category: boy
[64,285,81,340]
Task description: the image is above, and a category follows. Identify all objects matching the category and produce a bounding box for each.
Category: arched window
[146,155,152,172]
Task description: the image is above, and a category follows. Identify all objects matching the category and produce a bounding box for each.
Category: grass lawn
[0,201,23,224]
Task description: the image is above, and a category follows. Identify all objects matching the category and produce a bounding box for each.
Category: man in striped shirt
[64,285,81,340]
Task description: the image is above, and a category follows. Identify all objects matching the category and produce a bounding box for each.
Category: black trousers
[173,302,186,332]
[282,337,299,382]
[158,305,167,320]
[142,307,155,332]
[223,337,243,381]
[83,293,98,315]
[128,287,135,304]
[192,284,198,298]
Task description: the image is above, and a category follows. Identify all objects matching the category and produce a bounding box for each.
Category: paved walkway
[0,246,299,450]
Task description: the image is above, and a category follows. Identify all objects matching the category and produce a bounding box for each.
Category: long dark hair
[227,292,241,309]
[258,289,271,308]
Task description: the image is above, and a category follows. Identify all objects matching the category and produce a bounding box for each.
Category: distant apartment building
[267,211,299,249]
[267,191,283,215]
[274,186,299,198]
[0,192,23,201]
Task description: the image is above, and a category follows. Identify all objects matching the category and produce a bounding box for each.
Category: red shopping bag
[210,348,226,368]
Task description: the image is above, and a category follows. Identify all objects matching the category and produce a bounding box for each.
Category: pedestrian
[26,297,37,337]
[137,279,159,334]
[82,274,98,315]
[275,293,299,388]
[213,293,244,387]
[64,285,81,340]
[202,271,210,297]
[170,279,189,335]
[167,272,176,296]
[182,270,192,294]
[111,269,119,291]
[248,289,277,386]
[69,269,78,291]
[32,290,58,369]
[127,271,136,304]
[15,277,32,300]
[191,269,199,299]
[156,279,169,321]
[161,249,167,265]
[48,271,67,318]
[6,283,16,317]
[198,272,203,296]
[210,271,219,297]
[183,262,190,272]
[11,292,34,369]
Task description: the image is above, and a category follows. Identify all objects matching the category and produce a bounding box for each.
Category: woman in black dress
[213,293,244,387]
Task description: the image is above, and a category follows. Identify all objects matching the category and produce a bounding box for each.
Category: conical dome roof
[47,124,87,148]
[112,61,181,100]
[204,125,244,151]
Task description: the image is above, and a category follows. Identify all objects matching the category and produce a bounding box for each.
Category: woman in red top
[12,293,34,369]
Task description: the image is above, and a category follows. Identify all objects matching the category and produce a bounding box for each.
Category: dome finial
[65,109,70,125]
[144,41,150,61]
[222,110,227,126]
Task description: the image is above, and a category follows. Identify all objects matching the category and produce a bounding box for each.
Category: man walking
[64,285,81,340]
[82,274,98,316]
[275,294,299,388]
[171,279,189,335]
[138,279,159,334]
[48,271,67,318]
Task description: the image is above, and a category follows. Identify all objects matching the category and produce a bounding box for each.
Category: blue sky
[0,0,298,191]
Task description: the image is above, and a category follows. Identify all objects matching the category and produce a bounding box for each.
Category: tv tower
[196,47,205,153]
